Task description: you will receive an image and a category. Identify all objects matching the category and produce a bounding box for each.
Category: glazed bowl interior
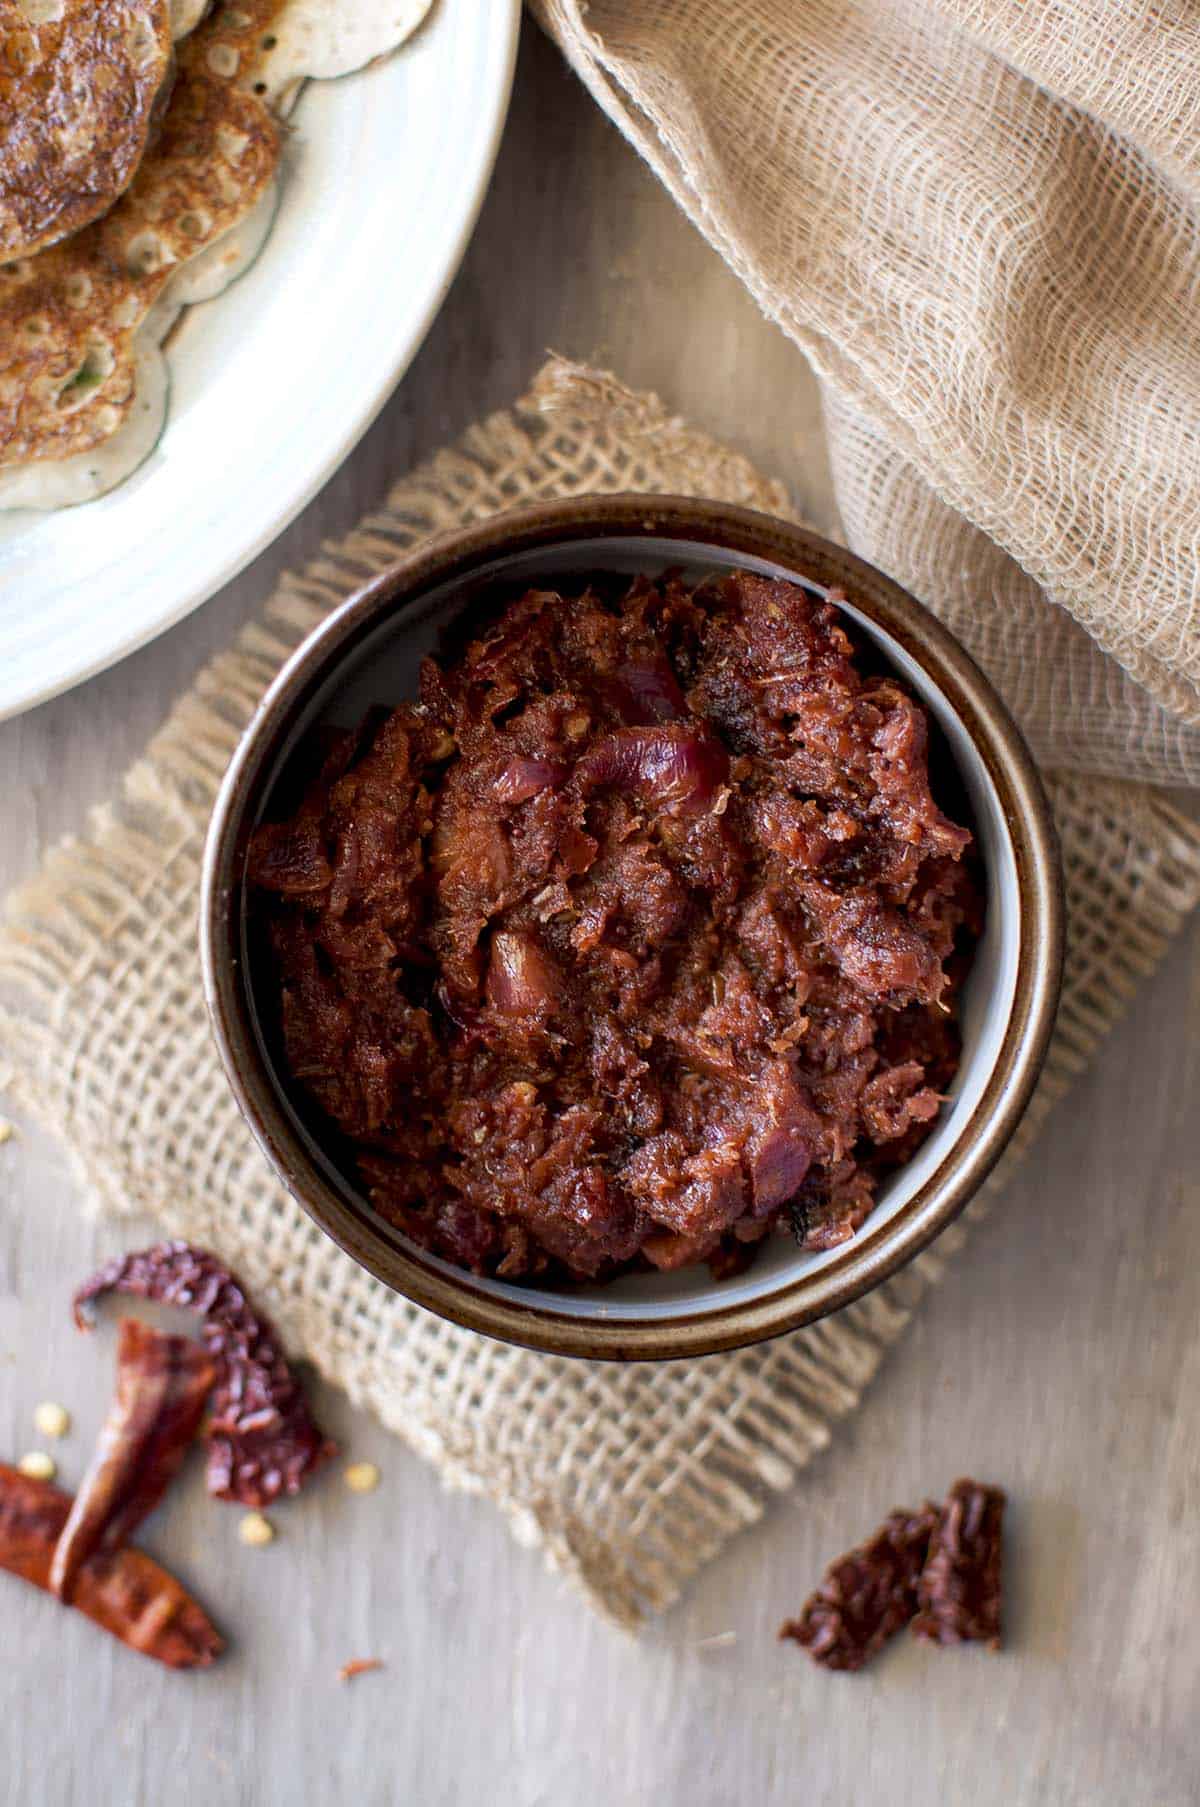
[206,506,1056,1359]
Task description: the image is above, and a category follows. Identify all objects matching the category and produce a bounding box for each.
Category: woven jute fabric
[2,362,1200,1628]
[535,0,1200,784]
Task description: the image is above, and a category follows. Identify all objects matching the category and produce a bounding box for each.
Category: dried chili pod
[912,1477,1005,1649]
[0,1463,222,1668]
[780,1504,940,1671]
[74,1240,336,1507]
[51,1317,215,1601]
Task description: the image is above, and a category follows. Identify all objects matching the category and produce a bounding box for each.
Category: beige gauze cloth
[535,0,1200,787]
[2,362,1200,1629]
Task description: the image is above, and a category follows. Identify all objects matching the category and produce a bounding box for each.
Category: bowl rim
[200,493,1064,1361]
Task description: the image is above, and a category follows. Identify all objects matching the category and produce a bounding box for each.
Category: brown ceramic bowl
[200,495,1063,1360]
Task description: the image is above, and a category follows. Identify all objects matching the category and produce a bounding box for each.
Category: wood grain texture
[1,26,1198,1807]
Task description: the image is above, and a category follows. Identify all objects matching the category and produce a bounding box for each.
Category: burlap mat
[2,361,1200,1628]
[535,0,1200,785]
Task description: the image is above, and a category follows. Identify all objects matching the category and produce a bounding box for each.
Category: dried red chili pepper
[51,1317,215,1601]
[74,1241,336,1508]
[780,1504,940,1671]
[0,1462,222,1668]
[912,1477,1005,1649]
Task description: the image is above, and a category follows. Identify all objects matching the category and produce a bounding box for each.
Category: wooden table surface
[3,26,1199,1807]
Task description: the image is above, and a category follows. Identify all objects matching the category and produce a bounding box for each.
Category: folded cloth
[535,0,1200,783]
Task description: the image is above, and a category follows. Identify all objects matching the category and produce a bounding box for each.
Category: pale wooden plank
[1,26,1196,1807]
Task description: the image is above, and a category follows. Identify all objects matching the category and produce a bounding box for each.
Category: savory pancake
[1,0,436,508]
[237,0,435,110]
[0,0,176,261]
[0,336,167,509]
[0,179,277,509]
[153,173,278,312]
[0,33,280,482]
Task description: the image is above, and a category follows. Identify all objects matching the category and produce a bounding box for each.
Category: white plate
[0,0,521,721]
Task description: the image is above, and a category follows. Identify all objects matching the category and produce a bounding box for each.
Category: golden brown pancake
[0,0,436,507]
[0,21,280,474]
[231,0,435,112]
[0,0,177,261]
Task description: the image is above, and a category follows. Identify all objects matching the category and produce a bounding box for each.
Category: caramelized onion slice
[493,757,567,805]
[245,817,331,896]
[486,930,561,1017]
[749,1127,813,1213]
[601,657,686,724]
[577,727,729,815]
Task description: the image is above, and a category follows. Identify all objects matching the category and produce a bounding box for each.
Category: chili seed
[33,1402,70,1439]
[238,1511,275,1547]
[18,1451,56,1481]
[343,1462,380,1495]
